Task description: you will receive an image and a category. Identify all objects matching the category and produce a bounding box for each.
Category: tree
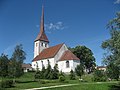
[44,63,52,79]
[75,64,84,79]
[8,44,26,79]
[34,70,43,81]
[59,71,65,82]
[51,64,59,79]
[102,12,120,66]
[93,70,107,82]
[69,69,76,80]
[0,54,9,78]
[106,63,119,80]
[69,46,96,73]
[101,12,120,80]
[41,66,46,79]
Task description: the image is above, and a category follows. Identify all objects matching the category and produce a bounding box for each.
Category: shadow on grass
[16,80,37,84]
[109,84,120,90]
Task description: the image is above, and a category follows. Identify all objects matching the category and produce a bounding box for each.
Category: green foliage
[0,54,9,78]
[34,71,43,80]
[102,12,120,66]
[75,64,84,79]
[69,69,76,80]
[69,46,96,73]
[59,71,65,82]
[106,63,119,80]
[39,80,46,84]
[44,64,52,79]
[93,70,107,82]
[8,44,26,78]
[0,80,14,88]
[51,64,59,79]
[12,44,26,63]
[102,12,120,81]
[59,71,65,77]
[59,76,65,82]
[34,64,59,80]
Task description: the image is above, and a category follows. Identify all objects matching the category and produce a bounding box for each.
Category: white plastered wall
[54,44,68,63]
[34,41,49,58]
[58,60,80,73]
[32,58,55,70]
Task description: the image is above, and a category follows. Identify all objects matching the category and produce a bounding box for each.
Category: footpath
[25,84,79,90]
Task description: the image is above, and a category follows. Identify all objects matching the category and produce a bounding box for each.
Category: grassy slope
[0,72,119,90]
[47,83,113,90]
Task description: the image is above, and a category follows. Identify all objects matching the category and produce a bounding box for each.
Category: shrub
[69,69,76,80]
[44,64,52,79]
[51,64,59,79]
[0,80,14,88]
[39,80,46,84]
[59,76,65,82]
[75,64,84,79]
[93,70,107,82]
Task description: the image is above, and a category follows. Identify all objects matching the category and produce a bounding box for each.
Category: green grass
[46,83,115,90]
[0,72,119,90]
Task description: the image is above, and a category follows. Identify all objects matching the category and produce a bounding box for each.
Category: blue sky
[0,0,120,65]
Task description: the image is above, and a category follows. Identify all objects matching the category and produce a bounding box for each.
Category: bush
[0,80,14,88]
[59,76,65,82]
[39,80,46,84]
[93,70,107,82]
[34,71,44,80]
[69,69,76,80]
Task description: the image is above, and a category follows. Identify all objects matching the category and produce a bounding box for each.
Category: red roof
[35,5,49,42]
[33,43,64,61]
[59,50,80,61]
[35,31,49,42]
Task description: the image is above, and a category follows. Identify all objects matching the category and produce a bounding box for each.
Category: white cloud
[36,25,39,28]
[45,21,65,31]
[114,0,120,4]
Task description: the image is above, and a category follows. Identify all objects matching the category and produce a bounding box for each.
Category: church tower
[34,6,49,58]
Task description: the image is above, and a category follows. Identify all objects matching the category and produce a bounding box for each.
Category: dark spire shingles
[35,5,49,42]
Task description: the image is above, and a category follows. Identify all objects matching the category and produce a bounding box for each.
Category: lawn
[0,72,119,90]
[46,83,114,90]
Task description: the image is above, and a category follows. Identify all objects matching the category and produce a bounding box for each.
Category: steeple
[34,5,49,58]
[35,5,49,43]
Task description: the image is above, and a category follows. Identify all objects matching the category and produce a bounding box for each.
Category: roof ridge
[33,43,64,61]
[42,43,64,51]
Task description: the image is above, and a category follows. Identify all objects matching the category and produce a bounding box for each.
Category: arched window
[41,61,44,68]
[36,62,38,68]
[45,43,47,47]
[41,43,43,46]
[36,43,38,47]
[66,61,69,68]
[47,59,50,64]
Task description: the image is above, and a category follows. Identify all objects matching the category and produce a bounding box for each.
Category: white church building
[32,6,80,73]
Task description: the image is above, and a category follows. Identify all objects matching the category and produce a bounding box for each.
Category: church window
[36,62,38,68]
[66,61,69,68]
[41,61,44,68]
[45,43,47,47]
[41,43,43,46]
[47,59,50,64]
[36,43,38,47]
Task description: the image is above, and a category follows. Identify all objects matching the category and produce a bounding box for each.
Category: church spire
[35,5,49,42]
[40,5,44,36]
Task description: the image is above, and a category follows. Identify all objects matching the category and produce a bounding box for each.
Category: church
[32,6,80,73]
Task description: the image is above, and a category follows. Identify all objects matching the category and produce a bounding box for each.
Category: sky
[0,0,120,66]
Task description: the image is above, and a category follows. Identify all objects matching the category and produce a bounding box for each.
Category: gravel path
[25,84,79,90]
